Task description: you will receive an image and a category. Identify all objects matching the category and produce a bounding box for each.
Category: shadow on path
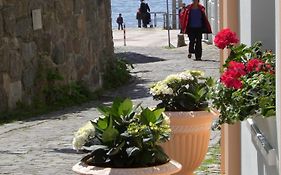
[116,52,165,64]
[7,76,152,125]
[101,76,152,100]
[1,54,157,125]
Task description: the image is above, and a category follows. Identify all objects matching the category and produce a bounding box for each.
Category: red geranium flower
[246,59,264,72]
[220,61,246,89]
[214,28,239,49]
[220,71,243,89]
[228,61,246,77]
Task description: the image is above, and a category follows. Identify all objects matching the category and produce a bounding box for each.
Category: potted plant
[149,70,217,175]
[211,28,276,130]
[72,98,182,175]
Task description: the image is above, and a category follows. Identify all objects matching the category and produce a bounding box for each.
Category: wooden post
[178,0,182,29]
[219,0,241,175]
[172,0,177,29]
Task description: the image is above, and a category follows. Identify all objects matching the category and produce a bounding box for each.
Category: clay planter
[162,111,217,175]
[72,160,182,175]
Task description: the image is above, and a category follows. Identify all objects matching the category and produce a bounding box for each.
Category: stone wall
[0,0,114,111]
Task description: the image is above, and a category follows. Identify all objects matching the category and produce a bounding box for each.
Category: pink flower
[214,28,239,49]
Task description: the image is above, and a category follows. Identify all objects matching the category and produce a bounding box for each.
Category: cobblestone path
[0,30,220,175]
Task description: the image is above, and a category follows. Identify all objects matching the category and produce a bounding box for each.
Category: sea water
[111,0,192,29]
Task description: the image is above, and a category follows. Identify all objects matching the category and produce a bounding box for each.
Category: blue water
[111,0,192,29]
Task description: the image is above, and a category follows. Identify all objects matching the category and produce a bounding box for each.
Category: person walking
[178,2,186,33]
[139,0,150,28]
[116,13,124,30]
[180,0,212,61]
[136,9,142,28]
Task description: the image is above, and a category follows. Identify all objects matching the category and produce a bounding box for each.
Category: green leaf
[185,92,197,100]
[152,108,165,121]
[141,108,157,124]
[102,117,119,143]
[107,141,125,156]
[98,118,108,130]
[83,145,108,152]
[198,88,206,97]
[126,147,140,157]
[97,106,111,116]
[111,98,123,116]
[118,98,133,116]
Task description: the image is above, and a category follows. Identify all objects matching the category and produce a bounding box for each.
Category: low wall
[0,0,114,111]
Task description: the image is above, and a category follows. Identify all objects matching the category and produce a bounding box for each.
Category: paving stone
[0,29,221,175]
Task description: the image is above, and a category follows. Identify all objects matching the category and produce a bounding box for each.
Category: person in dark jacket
[116,13,124,30]
[139,0,150,28]
[180,0,212,60]
[136,9,142,28]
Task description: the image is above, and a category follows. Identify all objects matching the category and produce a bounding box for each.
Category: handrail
[149,12,180,29]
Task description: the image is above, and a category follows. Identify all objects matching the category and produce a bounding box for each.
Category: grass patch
[195,143,221,174]
[0,82,102,125]
[163,44,176,49]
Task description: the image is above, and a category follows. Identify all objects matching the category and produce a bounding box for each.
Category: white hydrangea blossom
[178,72,194,81]
[164,74,181,84]
[188,70,204,77]
[162,113,170,125]
[150,82,173,96]
[72,121,95,150]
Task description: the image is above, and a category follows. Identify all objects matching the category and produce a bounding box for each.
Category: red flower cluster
[220,61,245,89]
[246,58,274,74]
[221,59,274,90]
[214,28,239,49]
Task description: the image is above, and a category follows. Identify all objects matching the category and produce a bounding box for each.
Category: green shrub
[72,98,171,168]
[103,58,133,89]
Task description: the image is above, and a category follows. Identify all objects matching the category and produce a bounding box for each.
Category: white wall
[201,0,218,43]
[240,0,278,174]
[276,0,281,173]
[251,0,275,51]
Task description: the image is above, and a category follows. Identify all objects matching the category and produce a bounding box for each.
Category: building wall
[240,0,278,174]
[0,0,114,111]
[276,0,281,173]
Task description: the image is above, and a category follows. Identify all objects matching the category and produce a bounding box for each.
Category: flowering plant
[150,70,214,111]
[211,28,276,129]
[72,98,171,168]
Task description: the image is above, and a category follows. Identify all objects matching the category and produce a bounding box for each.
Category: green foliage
[211,42,276,130]
[103,58,133,89]
[150,70,214,111]
[78,98,171,168]
[0,69,97,124]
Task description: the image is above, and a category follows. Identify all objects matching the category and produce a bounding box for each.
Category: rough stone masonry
[0,0,114,111]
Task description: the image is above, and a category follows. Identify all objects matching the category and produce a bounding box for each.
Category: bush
[103,58,133,89]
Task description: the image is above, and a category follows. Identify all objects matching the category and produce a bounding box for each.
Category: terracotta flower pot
[72,160,182,175]
[162,111,217,175]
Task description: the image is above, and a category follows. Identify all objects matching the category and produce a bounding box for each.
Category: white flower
[162,113,170,125]
[164,74,181,84]
[72,121,95,150]
[188,70,204,77]
[162,87,173,95]
[185,84,190,89]
[150,82,173,95]
[178,72,193,81]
